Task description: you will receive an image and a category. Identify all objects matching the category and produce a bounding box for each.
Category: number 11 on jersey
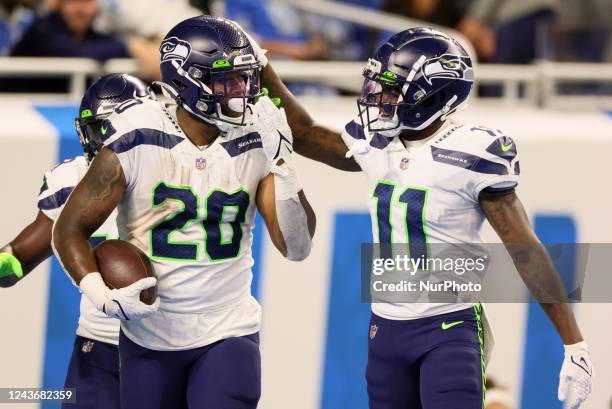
[372,181,429,259]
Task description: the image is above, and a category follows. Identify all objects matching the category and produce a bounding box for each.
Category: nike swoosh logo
[101,125,108,135]
[501,142,513,152]
[274,130,293,159]
[441,320,464,330]
[571,356,592,377]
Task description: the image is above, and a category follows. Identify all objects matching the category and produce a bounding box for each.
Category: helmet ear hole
[421,89,446,108]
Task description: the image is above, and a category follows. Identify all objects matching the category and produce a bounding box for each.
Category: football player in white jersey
[259,28,593,409]
[0,73,155,409]
[53,16,316,409]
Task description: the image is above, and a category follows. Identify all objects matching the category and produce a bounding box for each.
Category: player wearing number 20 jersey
[101,98,268,350]
[54,16,315,409]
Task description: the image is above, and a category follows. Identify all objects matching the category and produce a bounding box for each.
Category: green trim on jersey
[474,303,486,408]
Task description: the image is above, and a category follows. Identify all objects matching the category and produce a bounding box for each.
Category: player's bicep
[56,147,126,237]
[255,174,287,256]
[479,191,539,244]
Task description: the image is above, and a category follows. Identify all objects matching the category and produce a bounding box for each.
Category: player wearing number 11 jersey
[54,16,315,409]
[260,27,593,409]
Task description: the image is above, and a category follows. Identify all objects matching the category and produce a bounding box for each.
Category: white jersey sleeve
[100,99,174,192]
[37,156,88,222]
[440,125,520,202]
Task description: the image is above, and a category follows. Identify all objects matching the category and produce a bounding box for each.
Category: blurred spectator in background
[0,0,37,55]
[92,0,200,80]
[223,0,328,60]
[557,0,612,62]
[462,0,559,63]
[373,0,494,60]
[11,0,128,61]
[189,0,211,14]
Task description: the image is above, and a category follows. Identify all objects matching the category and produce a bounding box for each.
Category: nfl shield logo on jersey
[370,324,378,340]
[400,157,409,170]
[196,157,207,170]
[81,340,94,353]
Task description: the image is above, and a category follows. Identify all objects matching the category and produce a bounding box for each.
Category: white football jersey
[341,120,520,320]
[102,99,270,350]
[39,156,120,345]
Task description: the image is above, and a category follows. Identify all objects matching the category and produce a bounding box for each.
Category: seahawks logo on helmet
[421,54,473,85]
[160,36,192,65]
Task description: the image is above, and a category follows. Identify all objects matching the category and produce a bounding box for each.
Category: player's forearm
[262,65,360,171]
[481,193,583,344]
[53,149,126,284]
[507,244,583,344]
[53,222,99,285]
[292,124,361,171]
[275,191,315,261]
[273,164,315,261]
[0,212,54,286]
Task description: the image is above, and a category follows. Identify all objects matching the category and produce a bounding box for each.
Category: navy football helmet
[76,73,155,162]
[358,27,474,136]
[157,16,263,131]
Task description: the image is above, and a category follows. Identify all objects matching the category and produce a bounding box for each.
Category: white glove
[344,117,374,158]
[558,341,594,409]
[232,21,268,67]
[79,272,160,321]
[252,96,293,165]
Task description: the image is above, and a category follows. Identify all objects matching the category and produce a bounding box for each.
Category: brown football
[94,240,157,305]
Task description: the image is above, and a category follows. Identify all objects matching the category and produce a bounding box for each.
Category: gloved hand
[79,272,159,320]
[252,96,293,166]
[0,253,23,279]
[343,118,374,158]
[558,341,594,409]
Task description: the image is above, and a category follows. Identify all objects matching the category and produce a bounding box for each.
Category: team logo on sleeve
[160,37,192,65]
[422,54,473,85]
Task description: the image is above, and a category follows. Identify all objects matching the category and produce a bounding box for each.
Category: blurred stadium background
[1,0,612,408]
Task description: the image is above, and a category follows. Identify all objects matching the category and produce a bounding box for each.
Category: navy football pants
[119,331,261,409]
[62,336,120,409]
[367,306,485,409]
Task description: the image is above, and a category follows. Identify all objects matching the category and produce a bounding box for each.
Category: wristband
[0,252,23,279]
[564,341,588,354]
[79,272,109,311]
[272,159,302,200]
